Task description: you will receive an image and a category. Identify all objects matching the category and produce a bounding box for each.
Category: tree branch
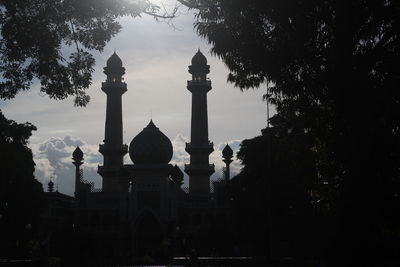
[176,0,220,9]
[143,10,176,19]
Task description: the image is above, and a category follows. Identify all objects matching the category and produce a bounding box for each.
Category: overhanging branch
[177,0,220,9]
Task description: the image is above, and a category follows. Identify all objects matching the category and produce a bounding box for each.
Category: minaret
[98,52,128,192]
[72,146,83,197]
[48,180,55,193]
[222,144,233,183]
[185,50,215,196]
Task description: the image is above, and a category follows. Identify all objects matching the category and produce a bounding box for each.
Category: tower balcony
[187,80,211,86]
[184,163,215,176]
[98,165,123,175]
[185,142,214,155]
[101,81,127,95]
[99,144,128,156]
[187,80,212,92]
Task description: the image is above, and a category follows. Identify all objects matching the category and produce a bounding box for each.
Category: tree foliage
[0,111,43,258]
[180,0,400,263]
[0,1,182,259]
[230,122,317,258]
[0,0,167,106]
[182,0,400,210]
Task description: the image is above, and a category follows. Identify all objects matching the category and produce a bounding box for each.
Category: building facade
[69,51,232,264]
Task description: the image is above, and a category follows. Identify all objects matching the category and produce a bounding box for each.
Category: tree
[180,0,400,265]
[0,0,178,259]
[0,111,43,258]
[229,114,318,260]
[0,0,176,106]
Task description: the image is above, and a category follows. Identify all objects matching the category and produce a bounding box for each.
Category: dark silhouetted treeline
[179,0,400,265]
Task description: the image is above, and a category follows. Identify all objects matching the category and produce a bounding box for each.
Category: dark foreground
[0,257,268,267]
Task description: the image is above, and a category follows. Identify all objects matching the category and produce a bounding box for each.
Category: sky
[0,3,269,195]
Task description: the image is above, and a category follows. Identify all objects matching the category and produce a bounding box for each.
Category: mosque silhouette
[46,50,235,262]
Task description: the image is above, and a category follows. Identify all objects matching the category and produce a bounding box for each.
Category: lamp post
[265,85,273,262]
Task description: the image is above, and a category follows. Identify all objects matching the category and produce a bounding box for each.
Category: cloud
[33,156,56,182]
[170,133,190,166]
[31,136,102,196]
[31,134,243,195]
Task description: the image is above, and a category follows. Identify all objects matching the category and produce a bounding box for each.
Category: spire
[104,51,125,80]
[106,51,122,68]
[190,49,209,74]
[222,144,233,162]
[222,144,233,182]
[48,179,54,193]
[147,119,156,129]
[72,146,83,166]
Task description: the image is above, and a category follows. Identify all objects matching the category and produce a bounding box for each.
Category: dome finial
[147,119,157,129]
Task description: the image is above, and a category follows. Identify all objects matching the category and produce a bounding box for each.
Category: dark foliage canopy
[181,0,400,208]
[0,1,179,258]
[180,0,400,263]
[0,0,164,106]
[229,123,317,257]
[0,111,43,257]
[0,111,36,184]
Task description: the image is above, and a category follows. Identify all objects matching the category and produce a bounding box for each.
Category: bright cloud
[31,136,102,196]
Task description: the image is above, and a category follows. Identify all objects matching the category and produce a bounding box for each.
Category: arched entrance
[133,210,163,261]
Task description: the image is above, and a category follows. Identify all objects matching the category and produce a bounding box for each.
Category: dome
[106,51,123,69]
[189,49,210,74]
[222,144,233,159]
[129,120,173,164]
[73,146,83,161]
[191,49,207,66]
[104,51,125,77]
